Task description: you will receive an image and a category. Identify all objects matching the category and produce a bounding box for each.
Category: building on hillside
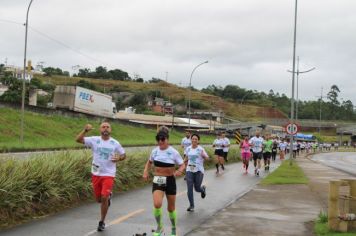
[5,65,33,81]
[148,97,173,114]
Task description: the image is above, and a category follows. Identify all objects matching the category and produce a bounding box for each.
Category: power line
[0,18,117,69]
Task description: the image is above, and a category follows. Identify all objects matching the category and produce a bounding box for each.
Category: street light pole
[20,0,34,144]
[240,93,250,105]
[188,61,208,129]
[287,57,316,121]
[289,0,298,164]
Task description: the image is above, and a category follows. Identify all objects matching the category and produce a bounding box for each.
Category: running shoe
[187,206,195,212]
[97,221,105,232]
[254,169,257,175]
[256,169,260,176]
[201,185,206,199]
[171,227,177,236]
[153,227,164,236]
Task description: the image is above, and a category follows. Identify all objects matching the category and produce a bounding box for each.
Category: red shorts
[91,175,114,199]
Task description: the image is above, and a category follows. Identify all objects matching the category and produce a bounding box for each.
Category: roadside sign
[235,131,242,144]
[285,123,299,135]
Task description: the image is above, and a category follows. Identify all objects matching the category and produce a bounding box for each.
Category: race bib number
[244,147,250,152]
[91,163,100,175]
[189,165,197,172]
[153,176,167,185]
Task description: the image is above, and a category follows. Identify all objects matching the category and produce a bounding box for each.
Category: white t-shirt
[222,137,230,152]
[149,146,184,166]
[185,145,208,173]
[213,138,224,150]
[249,136,264,153]
[84,136,125,177]
[181,137,192,155]
[279,142,287,151]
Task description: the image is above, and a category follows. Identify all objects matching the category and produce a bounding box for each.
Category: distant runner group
[75,122,321,235]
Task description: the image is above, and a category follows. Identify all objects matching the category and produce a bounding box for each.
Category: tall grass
[0,146,240,228]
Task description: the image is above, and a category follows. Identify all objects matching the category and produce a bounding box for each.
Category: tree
[76,80,97,91]
[42,67,66,76]
[149,77,163,83]
[77,68,91,77]
[327,85,340,106]
[108,69,131,81]
[0,76,28,103]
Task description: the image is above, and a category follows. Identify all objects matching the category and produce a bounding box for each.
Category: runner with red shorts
[240,136,251,174]
[76,122,126,232]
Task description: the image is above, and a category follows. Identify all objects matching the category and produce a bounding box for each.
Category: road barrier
[235,131,241,144]
[328,179,356,232]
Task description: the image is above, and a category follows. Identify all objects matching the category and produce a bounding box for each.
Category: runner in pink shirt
[240,136,251,174]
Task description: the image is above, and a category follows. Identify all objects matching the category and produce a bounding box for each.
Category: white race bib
[188,164,198,172]
[92,163,100,175]
[153,176,167,185]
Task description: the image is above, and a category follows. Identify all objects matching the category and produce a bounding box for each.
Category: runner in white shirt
[185,134,209,212]
[213,132,225,174]
[181,131,192,157]
[76,122,126,232]
[221,132,231,162]
[249,131,264,176]
[278,139,287,160]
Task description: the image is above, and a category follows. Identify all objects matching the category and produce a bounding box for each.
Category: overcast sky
[1,0,356,104]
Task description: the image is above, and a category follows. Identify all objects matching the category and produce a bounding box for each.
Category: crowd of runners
[75,121,343,235]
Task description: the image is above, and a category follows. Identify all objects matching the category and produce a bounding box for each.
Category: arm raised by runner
[75,124,93,144]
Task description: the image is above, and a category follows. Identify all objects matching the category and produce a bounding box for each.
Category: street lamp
[188,61,208,129]
[289,0,298,164]
[288,56,316,121]
[20,0,35,144]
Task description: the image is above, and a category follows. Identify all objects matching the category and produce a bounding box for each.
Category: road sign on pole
[285,123,299,135]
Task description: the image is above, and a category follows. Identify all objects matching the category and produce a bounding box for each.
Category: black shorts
[214,149,224,157]
[252,152,262,161]
[152,176,176,195]
[223,151,228,158]
[263,152,271,160]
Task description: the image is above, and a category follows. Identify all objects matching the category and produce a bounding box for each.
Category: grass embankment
[37,75,284,121]
[0,107,215,152]
[314,212,356,236]
[260,160,309,185]
[0,146,241,229]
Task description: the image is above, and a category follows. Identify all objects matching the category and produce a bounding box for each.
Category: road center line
[108,208,145,225]
[83,208,145,236]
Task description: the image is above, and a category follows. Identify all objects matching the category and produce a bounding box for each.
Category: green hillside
[36,74,287,121]
[0,107,214,152]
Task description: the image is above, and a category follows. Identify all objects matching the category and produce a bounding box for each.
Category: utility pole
[165,72,168,82]
[288,57,315,121]
[20,0,35,145]
[289,0,298,164]
[316,87,325,136]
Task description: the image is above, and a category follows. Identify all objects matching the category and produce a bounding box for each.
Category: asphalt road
[0,161,280,236]
[312,152,356,176]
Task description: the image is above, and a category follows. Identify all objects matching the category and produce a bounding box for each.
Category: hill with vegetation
[34,74,286,121]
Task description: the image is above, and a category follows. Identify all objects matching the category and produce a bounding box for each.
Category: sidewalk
[187,156,355,236]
